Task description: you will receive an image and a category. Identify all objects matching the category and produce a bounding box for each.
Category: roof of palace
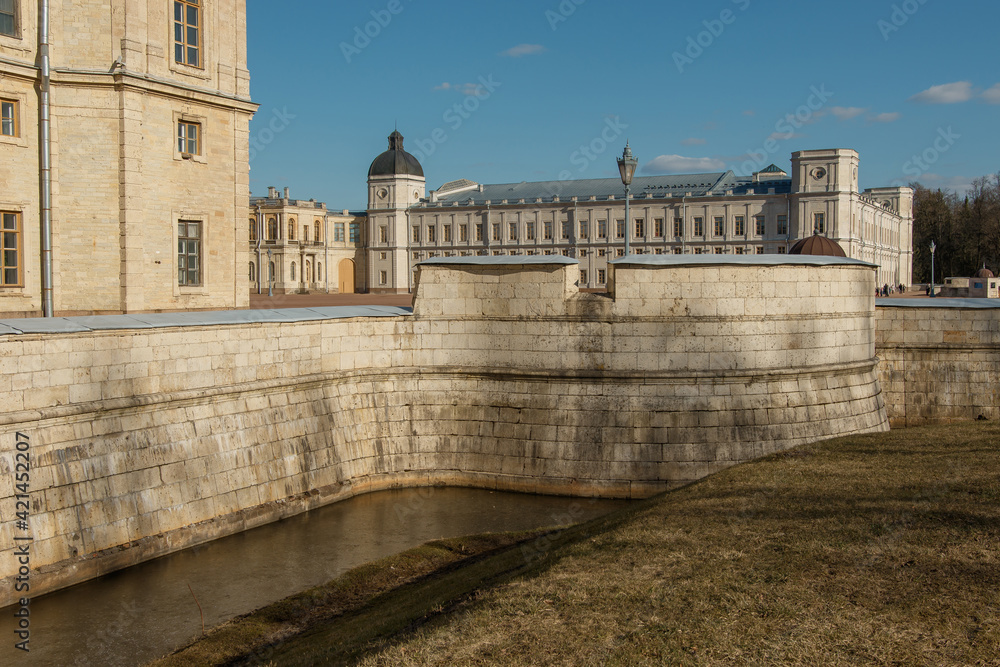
[369,130,424,179]
[420,170,792,207]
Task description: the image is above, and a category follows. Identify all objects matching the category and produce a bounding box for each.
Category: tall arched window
[249,262,255,282]
[290,261,296,281]
[267,217,277,240]
[288,219,296,240]
[305,260,312,283]
[269,261,275,280]
[249,218,257,241]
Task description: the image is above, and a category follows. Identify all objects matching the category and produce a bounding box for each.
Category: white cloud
[681,137,707,146]
[982,83,1000,104]
[909,81,974,104]
[870,112,901,123]
[433,82,484,96]
[919,173,973,193]
[500,44,546,58]
[643,155,728,174]
[768,131,803,141]
[831,106,868,120]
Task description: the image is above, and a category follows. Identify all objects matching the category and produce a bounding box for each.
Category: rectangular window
[460,224,468,242]
[177,221,201,286]
[597,269,606,285]
[349,222,360,243]
[714,247,724,254]
[694,248,704,254]
[334,223,345,242]
[580,269,588,284]
[379,251,387,260]
[616,248,625,257]
[427,226,436,243]
[673,218,683,237]
[492,223,501,241]
[672,247,682,255]
[379,226,387,243]
[654,218,664,237]
[543,221,553,240]
[1,211,21,286]
[412,225,420,243]
[314,223,321,243]
[615,219,625,239]
[379,270,387,285]
[526,222,535,240]
[476,223,483,242]
[598,249,606,257]
[444,225,452,242]
[579,220,589,239]
[777,214,788,236]
[579,249,587,257]
[735,247,745,255]
[713,216,725,237]
[0,0,17,37]
[174,0,201,67]
[777,245,786,254]
[694,217,704,237]
[598,220,607,239]
[734,215,745,236]
[756,246,764,254]
[814,212,826,234]
[177,120,200,155]
[508,222,517,241]
[1,98,17,137]
[561,220,571,239]
[755,215,765,236]
[634,218,644,238]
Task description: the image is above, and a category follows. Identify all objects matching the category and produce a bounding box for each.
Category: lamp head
[617,142,638,187]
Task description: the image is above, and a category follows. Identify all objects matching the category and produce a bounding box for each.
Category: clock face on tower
[811,167,827,180]
[377,188,388,200]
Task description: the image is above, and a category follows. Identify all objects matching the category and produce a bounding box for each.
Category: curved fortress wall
[0,257,886,603]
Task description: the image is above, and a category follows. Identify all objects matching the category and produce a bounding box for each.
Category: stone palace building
[0,0,256,317]
[362,132,913,294]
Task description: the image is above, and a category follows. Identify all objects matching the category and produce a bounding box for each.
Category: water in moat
[1,487,632,666]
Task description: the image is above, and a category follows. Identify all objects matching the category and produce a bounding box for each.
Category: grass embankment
[154,423,1000,666]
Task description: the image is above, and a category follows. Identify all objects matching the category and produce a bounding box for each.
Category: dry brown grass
[155,423,1000,666]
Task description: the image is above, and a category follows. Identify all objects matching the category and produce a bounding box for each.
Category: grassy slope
[155,423,1000,666]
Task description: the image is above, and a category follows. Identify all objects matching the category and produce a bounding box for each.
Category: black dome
[368,131,424,178]
[789,233,847,257]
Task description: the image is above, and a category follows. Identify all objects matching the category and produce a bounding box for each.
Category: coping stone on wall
[611,255,878,268]
[876,298,1000,309]
[0,306,412,335]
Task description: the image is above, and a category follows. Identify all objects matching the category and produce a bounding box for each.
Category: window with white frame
[174,0,201,67]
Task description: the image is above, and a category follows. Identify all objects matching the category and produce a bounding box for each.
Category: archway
[338,259,355,294]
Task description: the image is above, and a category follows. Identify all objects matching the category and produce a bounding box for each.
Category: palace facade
[363,133,913,293]
[0,0,256,317]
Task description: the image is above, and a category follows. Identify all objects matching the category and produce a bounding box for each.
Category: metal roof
[424,171,791,207]
[0,306,412,335]
[612,255,877,269]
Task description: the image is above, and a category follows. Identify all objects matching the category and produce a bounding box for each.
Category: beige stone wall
[0,259,887,604]
[0,0,255,317]
[876,306,1000,426]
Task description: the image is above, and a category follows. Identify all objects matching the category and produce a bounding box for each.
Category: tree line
[911,173,1000,283]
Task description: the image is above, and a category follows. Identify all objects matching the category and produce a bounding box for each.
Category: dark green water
[1,487,631,666]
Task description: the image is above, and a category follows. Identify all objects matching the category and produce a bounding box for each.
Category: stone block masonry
[0,257,888,605]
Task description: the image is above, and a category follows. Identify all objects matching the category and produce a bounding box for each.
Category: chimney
[268,186,278,199]
[283,187,290,200]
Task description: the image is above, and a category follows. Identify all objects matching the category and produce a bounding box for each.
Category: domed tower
[366,130,426,293]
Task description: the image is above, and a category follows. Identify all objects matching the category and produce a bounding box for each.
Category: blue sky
[246,0,1000,210]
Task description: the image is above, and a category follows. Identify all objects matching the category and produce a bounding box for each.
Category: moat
[0,487,630,667]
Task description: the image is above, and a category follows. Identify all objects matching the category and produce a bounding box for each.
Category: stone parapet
[0,259,887,604]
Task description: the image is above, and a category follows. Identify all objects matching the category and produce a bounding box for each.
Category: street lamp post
[617,142,638,257]
[929,240,936,298]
